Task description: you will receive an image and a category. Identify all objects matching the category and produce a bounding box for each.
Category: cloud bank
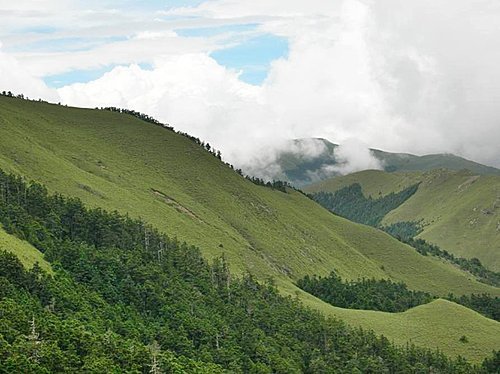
[0,43,57,101]
[2,0,500,171]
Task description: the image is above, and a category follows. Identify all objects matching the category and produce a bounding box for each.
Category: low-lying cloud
[326,138,383,176]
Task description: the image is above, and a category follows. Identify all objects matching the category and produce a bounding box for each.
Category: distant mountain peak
[271,138,500,187]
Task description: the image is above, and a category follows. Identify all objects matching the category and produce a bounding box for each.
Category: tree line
[383,221,500,287]
[297,271,434,313]
[296,271,499,322]
[309,183,419,227]
[244,176,292,193]
[0,168,496,372]
[310,184,500,287]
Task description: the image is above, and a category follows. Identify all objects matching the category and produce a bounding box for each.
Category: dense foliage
[0,169,494,372]
[244,176,292,193]
[382,221,423,241]
[310,186,500,317]
[310,183,419,226]
[297,271,434,313]
[296,271,500,322]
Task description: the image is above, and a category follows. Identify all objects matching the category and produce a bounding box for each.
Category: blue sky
[175,22,288,84]
[210,34,288,85]
[175,23,259,38]
[12,10,288,87]
[35,31,288,87]
[3,0,500,168]
[44,66,117,88]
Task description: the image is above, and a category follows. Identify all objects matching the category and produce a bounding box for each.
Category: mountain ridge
[0,96,499,361]
[272,138,500,187]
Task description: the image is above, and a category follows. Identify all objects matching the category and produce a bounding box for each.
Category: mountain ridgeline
[1,95,499,364]
[2,169,495,372]
[272,138,500,187]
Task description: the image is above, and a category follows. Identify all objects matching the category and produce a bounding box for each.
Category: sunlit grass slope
[371,149,500,176]
[317,297,500,363]
[0,226,52,273]
[306,169,500,272]
[1,97,499,360]
[305,169,422,197]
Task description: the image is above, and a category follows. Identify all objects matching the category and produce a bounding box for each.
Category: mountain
[0,96,499,362]
[305,169,500,272]
[0,182,494,372]
[274,138,500,187]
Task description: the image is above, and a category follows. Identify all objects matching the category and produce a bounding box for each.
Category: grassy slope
[328,298,500,363]
[296,289,499,363]
[371,149,500,176]
[0,97,499,361]
[306,169,500,272]
[0,226,52,273]
[305,169,422,197]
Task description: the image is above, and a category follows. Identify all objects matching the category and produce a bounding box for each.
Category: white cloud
[15,33,213,77]
[133,30,178,40]
[58,54,264,156]
[0,43,58,100]
[165,0,342,19]
[58,0,390,170]
[326,138,383,176]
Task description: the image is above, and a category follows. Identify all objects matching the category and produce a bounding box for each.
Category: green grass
[0,96,499,361]
[305,169,422,197]
[0,226,52,274]
[328,298,500,363]
[306,169,500,272]
[371,149,500,176]
[280,282,500,363]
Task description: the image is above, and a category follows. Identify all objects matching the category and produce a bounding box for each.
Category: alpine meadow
[0,95,499,372]
[1,1,500,372]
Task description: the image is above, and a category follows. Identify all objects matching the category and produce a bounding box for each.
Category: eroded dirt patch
[151,188,202,222]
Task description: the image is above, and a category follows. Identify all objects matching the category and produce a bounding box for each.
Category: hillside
[0,226,52,274]
[306,169,500,272]
[0,96,499,361]
[372,149,500,175]
[273,138,500,186]
[331,298,500,363]
[305,169,421,197]
[0,201,491,371]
